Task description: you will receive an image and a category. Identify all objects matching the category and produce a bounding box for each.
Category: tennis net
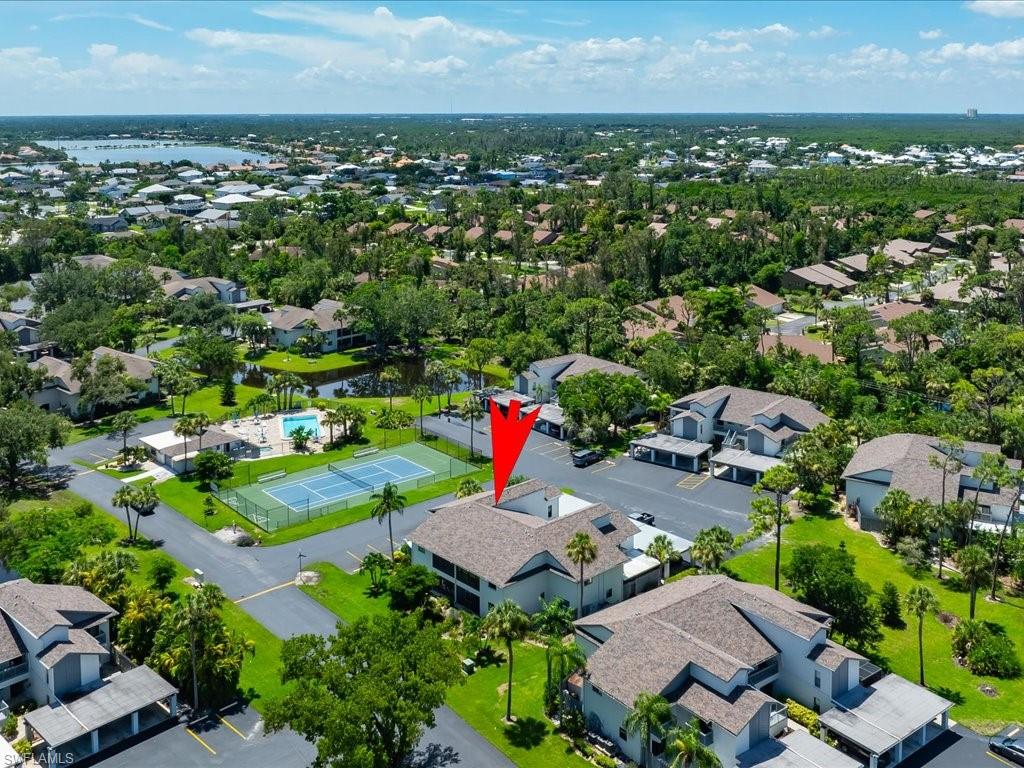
[327,462,374,491]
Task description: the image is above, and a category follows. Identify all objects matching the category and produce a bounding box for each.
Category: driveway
[899,724,1005,768]
[424,412,754,540]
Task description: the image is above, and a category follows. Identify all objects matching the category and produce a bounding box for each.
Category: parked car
[991,726,1024,766]
[571,448,604,467]
[629,511,655,526]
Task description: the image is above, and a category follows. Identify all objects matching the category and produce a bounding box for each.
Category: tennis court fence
[210,435,479,532]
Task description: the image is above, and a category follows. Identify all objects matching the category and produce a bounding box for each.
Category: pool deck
[220,407,327,458]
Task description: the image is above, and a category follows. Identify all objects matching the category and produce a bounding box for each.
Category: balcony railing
[749,657,780,686]
[769,705,788,735]
[0,661,28,683]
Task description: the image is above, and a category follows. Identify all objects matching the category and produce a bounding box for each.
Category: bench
[353,447,380,459]
[257,470,287,483]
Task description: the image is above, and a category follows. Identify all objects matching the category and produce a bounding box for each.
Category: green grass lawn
[67,381,266,443]
[726,513,1024,734]
[8,490,288,712]
[237,344,373,373]
[446,641,590,768]
[297,562,391,624]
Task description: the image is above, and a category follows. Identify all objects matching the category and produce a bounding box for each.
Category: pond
[37,139,273,166]
[234,357,497,400]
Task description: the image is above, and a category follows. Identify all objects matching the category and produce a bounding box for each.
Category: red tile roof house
[574,575,951,768]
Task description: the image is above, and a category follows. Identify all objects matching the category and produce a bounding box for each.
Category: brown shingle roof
[0,579,117,638]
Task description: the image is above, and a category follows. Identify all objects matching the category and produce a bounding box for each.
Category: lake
[236,357,496,401]
[37,139,273,166]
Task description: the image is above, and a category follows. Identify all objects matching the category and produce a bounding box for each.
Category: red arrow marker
[489,399,540,503]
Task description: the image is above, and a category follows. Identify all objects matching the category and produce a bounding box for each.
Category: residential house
[757,333,833,364]
[85,214,128,234]
[29,348,159,417]
[0,310,45,359]
[630,386,827,482]
[265,298,366,352]
[624,296,694,340]
[574,575,951,768]
[409,480,682,616]
[159,276,247,304]
[782,264,858,294]
[514,354,641,404]
[842,433,1022,532]
[0,579,178,764]
[745,286,785,315]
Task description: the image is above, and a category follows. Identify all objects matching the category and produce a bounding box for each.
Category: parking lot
[424,414,755,541]
[95,705,315,768]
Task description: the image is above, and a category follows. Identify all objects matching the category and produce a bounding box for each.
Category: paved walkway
[52,426,514,768]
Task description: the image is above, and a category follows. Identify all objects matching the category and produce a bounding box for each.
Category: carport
[526,403,567,440]
[819,674,951,768]
[710,448,782,484]
[628,433,712,472]
[25,666,178,763]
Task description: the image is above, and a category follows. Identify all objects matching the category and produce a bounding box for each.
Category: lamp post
[297,551,306,577]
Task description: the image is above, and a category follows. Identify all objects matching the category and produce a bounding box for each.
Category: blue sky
[2,1,1024,115]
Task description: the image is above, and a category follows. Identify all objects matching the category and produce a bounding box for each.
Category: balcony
[0,661,28,684]
[749,657,780,686]
[769,705,788,736]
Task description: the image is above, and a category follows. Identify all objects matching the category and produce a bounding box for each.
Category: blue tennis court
[263,455,433,510]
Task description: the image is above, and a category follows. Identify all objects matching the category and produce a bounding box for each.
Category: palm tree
[247,391,276,418]
[749,464,798,590]
[691,526,735,573]
[664,719,722,768]
[321,407,345,445]
[460,397,485,457]
[566,531,598,617]
[276,372,305,410]
[482,600,531,722]
[379,365,401,411]
[903,585,939,686]
[112,485,137,538]
[191,413,211,452]
[623,692,671,768]
[111,410,138,455]
[173,415,199,467]
[411,384,432,436]
[370,481,406,561]
[129,483,159,540]
[358,551,390,592]
[546,635,585,691]
[645,534,678,581]
[956,545,992,619]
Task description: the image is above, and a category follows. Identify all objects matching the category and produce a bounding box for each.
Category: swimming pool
[281,413,321,438]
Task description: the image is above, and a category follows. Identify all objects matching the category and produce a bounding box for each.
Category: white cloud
[964,1,1024,18]
[88,43,119,59]
[414,55,468,75]
[693,39,752,54]
[919,29,944,40]
[185,27,384,66]
[566,37,655,62]
[829,44,910,72]
[254,4,520,47]
[808,25,838,39]
[711,23,798,42]
[923,37,1024,63]
[51,12,172,32]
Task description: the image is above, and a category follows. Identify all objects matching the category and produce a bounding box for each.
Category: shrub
[952,619,1023,678]
[11,738,31,758]
[968,632,1022,679]
[387,564,438,612]
[786,698,819,735]
[1,715,17,740]
[896,538,929,574]
[594,755,617,768]
[878,581,904,628]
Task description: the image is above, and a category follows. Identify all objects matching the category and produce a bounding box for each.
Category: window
[592,686,602,696]
[618,726,627,741]
[813,697,820,714]
[456,566,480,591]
[548,505,553,518]
[539,592,545,600]
[432,554,455,577]
[814,670,821,689]
[487,582,496,590]
[606,588,613,599]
